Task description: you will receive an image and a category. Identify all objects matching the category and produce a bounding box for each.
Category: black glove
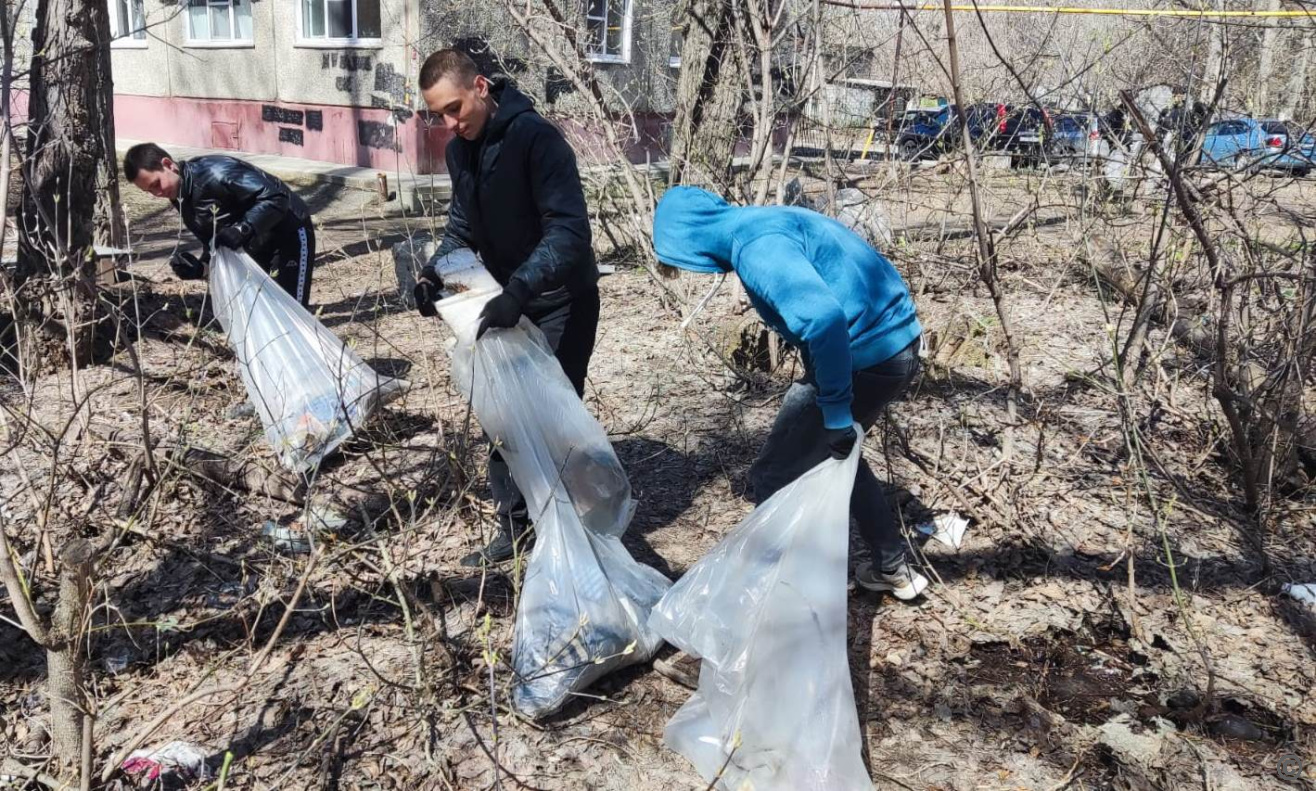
[413,268,444,318]
[476,281,531,340]
[215,222,252,250]
[825,425,858,460]
[169,250,206,281]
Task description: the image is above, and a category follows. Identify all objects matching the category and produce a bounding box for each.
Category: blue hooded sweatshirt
[653,186,921,430]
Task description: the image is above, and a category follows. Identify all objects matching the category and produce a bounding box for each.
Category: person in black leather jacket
[416,48,601,566]
[124,143,317,306]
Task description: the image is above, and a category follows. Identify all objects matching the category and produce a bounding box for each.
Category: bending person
[653,186,927,598]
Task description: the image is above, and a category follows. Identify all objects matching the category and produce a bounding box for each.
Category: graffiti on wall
[262,105,304,125]
[357,119,397,151]
[256,52,411,155]
[262,103,317,148]
[321,52,373,72]
[371,62,413,122]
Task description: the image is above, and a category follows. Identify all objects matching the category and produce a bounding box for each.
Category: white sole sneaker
[855,562,929,600]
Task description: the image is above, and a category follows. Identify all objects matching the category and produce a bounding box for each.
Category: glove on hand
[215,222,252,250]
[414,268,444,318]
[476,281,531,340]
[825,425,859,460]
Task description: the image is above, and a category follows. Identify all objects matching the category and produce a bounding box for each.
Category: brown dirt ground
[2,163,1316,790]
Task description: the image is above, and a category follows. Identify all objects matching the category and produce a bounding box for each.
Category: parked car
[1048,112,1109,164]
[1260,119,1316,164]
[997,105,1052,165]
[1200,117,1315,176]
[961,102,1009,143]
[895,107,955,160]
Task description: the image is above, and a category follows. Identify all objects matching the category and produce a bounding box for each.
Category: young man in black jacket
[123,143,317,306]
[416,49,601,566]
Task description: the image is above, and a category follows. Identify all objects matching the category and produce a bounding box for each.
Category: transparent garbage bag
[433,271,670,718]
[209,248,408,474]
[648,435,872,790]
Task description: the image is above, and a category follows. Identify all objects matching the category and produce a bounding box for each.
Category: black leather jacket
[176,156,311,263]
[433,81,597,313]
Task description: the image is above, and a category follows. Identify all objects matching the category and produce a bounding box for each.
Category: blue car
[1200,117,1315,176]
[895,107,955,161]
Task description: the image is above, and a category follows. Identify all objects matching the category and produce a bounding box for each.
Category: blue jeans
[749,337,921,570]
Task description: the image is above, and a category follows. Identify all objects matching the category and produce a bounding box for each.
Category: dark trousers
[255,220,316,307]
[489,287,601,532]
[749,337,921,570]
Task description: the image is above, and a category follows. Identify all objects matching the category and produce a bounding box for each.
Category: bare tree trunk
[1254,0,1281,115]
[743,0,779,205]
[91,21,126,251]
[1282,29,1312,119]
[13,0,115,369]
[47,539,93,768]
[1203,23,1223,103]
[669,0,743,190]
[0,526,94,776]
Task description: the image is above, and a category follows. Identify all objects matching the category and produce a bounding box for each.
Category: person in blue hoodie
[652,186,928,599]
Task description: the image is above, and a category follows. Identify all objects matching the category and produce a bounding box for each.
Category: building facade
[107,0,682,174]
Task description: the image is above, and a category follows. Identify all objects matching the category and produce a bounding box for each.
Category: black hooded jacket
[177,156,311,263]
[433,81,597,312]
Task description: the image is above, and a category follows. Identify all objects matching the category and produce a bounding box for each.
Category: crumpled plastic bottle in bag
[208,248,409,473]
[433,273,670,718]
[648,434,873,790]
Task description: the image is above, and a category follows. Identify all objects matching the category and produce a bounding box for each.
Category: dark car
[997,105,1052,165]
[896,102,1058,163]
[960,102,1010,146]
[895,107,955,160]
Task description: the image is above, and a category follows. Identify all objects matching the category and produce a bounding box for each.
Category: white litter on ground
[916,513,970,549]
[1281,583,1316,607]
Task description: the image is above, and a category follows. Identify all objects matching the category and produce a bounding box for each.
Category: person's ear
[161,157,176,172]
[473,74,489,98]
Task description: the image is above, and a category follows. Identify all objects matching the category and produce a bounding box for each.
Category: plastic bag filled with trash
[209,248,408,473]
[432,258,670,717]
[648,435,871,791]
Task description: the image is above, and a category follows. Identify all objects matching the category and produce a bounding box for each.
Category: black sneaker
[460,523,534,567]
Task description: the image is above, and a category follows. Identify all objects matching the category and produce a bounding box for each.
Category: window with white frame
[300,0,382,43]
[585,0,631,63]
[109,0,146,42]
[186,0,253,43]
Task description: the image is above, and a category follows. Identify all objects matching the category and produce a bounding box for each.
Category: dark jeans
[254,220,316,308]
[749,337,921,570]
[489,287,601,532]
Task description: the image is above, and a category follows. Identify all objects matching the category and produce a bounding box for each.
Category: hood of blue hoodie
[652,186,737,274]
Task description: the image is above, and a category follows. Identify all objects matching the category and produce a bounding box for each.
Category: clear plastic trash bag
[435,282,670,718]
[648,435,872,790]
[209,248,408,474]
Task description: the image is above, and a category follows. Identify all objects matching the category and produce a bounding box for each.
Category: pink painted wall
[110,94,678,175]
[555,113,673,165]
[114,94,452,174]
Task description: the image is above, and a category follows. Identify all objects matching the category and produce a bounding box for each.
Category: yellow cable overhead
[822,1,1316,16]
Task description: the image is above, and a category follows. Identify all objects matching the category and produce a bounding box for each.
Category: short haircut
[419,49,480,91]
[123,143,172,181]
